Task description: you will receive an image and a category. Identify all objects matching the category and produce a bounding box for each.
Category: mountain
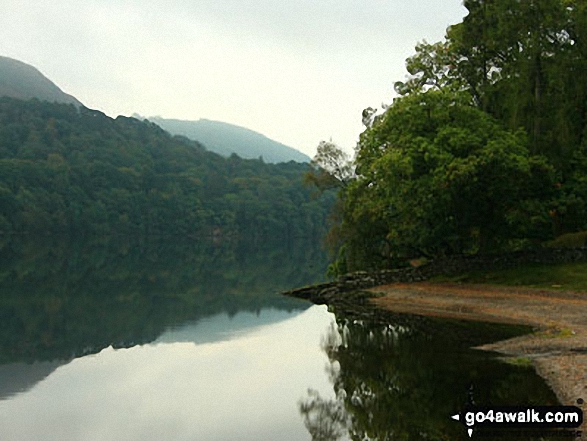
[143,116,311,164]
[0,56,308,163]
[0,56,82,107]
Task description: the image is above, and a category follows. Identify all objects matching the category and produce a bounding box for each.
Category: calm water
[0,237,559,440]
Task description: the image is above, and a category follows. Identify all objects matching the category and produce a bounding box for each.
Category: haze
[0,1,466,157]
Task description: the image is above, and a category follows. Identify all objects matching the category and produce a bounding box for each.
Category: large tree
[337,91,554,271]
[319,1,586,272]
[397,0,586,165]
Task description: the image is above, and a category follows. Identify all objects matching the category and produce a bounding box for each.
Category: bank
[284,247,587,436]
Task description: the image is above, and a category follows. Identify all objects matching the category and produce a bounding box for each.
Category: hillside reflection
[0,235,327,364]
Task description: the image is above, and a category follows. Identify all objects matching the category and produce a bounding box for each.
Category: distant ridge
[144,116,311,164]
[0,56,82,107]
[0,56,309,163]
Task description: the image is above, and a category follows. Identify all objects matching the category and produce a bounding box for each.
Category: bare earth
[370,282,587,436]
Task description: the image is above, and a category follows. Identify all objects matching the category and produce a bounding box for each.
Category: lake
[0,236,560,440]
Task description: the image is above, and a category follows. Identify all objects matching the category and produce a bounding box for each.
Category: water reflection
[0,236,564,440]
[156,308,309,345]
[0,235,328,365]
[300,311,560,440]
[0,235,342,440]
[0,306,337,441]
[0,361,66,400]
[0,233,330,428]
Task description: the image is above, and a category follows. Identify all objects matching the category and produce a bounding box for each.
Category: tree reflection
[300,389,349,441]
[300,310,560,440]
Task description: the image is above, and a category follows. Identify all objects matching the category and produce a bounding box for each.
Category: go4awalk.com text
[451,405,583,438]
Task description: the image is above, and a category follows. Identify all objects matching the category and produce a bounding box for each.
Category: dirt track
[370,282,587,437]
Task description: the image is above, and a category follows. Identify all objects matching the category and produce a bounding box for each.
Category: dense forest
[0,97,333,237]
[315,0,587,273]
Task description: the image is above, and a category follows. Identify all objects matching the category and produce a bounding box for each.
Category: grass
[536,327,575,339]
[503,356,533,367]
[432,261,587,292]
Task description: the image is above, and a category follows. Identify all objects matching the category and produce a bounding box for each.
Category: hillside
[0,56,309,164]
[144,116,311,164]
[0,97,332,237]
[0,56,82,107]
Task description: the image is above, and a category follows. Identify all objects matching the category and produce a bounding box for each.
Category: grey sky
[1,1,466,157]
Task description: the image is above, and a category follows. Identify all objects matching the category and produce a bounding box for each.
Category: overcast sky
[1,1,467,157]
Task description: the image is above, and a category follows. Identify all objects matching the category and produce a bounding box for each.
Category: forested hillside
[319,0,587,273]
[0,98,333,237]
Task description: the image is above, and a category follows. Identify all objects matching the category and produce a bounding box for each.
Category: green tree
[318,0,587,274]
[338,91,554,270]
[303,141,354,273]
[398,1,584,163]
[394,40,465,97]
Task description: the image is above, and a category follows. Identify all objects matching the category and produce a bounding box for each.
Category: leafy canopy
[338,91,555,270]
[325,0,587,272]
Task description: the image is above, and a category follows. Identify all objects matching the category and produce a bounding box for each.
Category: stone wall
[284,247,587,304]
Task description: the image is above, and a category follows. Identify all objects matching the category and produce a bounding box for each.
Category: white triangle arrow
[468,428,473,438]
[451,414,460,421]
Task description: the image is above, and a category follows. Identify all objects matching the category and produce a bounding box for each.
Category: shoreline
[370,282,587,436]
[285,278,587,436]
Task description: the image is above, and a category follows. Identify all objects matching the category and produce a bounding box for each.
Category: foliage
[303,141,354,274]
[304,141,354,192]
[328,0,587,272]
[0,98,333,238]
[337,91,555,270]
[394,40,466,97]
[546,230,587,248]
[447,0,586,164]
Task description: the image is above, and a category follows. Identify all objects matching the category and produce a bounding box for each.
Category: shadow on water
[0,234,329,367]
[300,307,562,441]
